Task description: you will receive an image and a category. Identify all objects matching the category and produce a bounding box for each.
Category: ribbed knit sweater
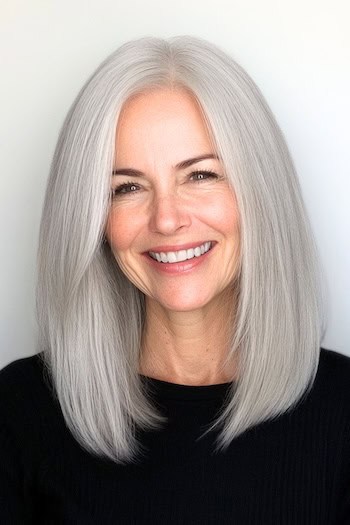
[1,348,350,524]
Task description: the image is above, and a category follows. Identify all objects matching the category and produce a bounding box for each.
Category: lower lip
[144,245,215,274]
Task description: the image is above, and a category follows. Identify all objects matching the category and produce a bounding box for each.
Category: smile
[149,242,212,264]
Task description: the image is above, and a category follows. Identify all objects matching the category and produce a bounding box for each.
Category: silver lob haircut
[37,35,325,463]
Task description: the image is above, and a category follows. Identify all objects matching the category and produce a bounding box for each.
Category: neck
[139,289,238,385]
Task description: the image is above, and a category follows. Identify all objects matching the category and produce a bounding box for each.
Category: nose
[149,193,191,235]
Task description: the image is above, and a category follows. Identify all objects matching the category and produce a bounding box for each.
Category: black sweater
[1,348,350,524]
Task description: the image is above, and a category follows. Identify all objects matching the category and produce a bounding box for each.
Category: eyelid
[189,168,220,179]
[190,168,218,174]
[111,180,141,197]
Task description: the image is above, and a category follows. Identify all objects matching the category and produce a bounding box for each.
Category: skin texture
[106,87,240,385]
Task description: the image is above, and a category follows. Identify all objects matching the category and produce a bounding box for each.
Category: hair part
[37,35,325,463]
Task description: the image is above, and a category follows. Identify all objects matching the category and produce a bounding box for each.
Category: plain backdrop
[0,0,349,368]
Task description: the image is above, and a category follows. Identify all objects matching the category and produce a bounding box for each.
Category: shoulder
[0,352,56,424]
[0,352,48,393]
[312,347,350,406]
[318,347,350,383]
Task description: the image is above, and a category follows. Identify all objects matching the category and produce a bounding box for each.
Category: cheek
[205,193,240,234]
[105,209,141,253]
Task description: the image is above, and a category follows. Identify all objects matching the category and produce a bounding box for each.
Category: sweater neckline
[139,374,235,401]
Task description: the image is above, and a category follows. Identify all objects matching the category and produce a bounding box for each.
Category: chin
[152,290,216,313]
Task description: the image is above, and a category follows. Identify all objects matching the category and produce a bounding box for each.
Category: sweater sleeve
[0,421,33,523]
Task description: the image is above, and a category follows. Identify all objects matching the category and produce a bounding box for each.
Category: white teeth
[149,242,212,263]
[177,250,188,262]
[167,252,177,263]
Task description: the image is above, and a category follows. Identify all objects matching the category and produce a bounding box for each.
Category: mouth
[148,241,214,264]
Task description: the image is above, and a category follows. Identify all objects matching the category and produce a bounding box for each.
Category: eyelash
[110,169,219,198]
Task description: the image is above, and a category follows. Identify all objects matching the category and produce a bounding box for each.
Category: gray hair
[37,35,325,463]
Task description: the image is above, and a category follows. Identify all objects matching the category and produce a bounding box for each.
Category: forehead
[118,86,203,120]
[115,87,213,155]
[116,88,212,164]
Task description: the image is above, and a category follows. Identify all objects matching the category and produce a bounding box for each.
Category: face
[105,87,240,313]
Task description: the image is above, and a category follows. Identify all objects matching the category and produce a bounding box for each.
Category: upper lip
[146,241,215,253]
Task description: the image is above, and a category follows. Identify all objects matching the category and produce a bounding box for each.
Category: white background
[0,0,349,368]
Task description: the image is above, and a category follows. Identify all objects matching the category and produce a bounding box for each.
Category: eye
[111,181,140,198]
[189,169,219,182]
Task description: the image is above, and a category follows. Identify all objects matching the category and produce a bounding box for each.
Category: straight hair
[37,35,325,464]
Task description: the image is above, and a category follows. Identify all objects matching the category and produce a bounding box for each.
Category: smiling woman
[1,35,350,524]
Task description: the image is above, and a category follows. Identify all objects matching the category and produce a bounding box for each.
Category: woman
[0,35,349,524]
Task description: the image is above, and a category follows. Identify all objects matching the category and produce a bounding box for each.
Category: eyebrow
[112,153,220,176]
